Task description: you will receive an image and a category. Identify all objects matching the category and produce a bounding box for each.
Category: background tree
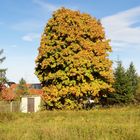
[126,62,138,97]
[107,61,138,104]
[35,8,114,109]
[0,49,7,93]
[135,77,140,103]
[15,78,29,96]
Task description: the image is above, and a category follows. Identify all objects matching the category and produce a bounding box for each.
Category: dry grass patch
[0,106,140,140]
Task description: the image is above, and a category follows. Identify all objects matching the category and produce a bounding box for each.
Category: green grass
[0,106,140,140]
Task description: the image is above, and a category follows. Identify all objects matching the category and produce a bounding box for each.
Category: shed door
[28,98,34,112]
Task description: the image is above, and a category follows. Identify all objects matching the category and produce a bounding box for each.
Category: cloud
[5,55,40,83]
[12,20,44,32]
[22,33,40,42]
[33,0,59,12]
[33,0,78,12]
[101,6,140,51]
[10,45,18,48]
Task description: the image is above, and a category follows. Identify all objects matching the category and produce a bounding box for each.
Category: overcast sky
[0,0,140,83]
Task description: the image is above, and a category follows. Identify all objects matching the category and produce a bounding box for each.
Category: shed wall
[34,96,41,112]
[20,96,41,113]
[21,97,27,113]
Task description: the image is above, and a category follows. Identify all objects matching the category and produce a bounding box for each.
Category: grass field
[0,106,140,140]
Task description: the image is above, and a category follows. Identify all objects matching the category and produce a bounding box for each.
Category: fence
[0,101,20,112]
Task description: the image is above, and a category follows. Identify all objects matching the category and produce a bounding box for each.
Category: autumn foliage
[35,8,114,109]
[1,84,16,101]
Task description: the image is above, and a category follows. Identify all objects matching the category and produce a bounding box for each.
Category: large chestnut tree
[35,8,114,109]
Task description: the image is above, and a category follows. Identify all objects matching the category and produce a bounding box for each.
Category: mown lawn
[0,106,140,140]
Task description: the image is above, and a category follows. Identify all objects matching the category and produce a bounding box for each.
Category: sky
[0,0,140,83]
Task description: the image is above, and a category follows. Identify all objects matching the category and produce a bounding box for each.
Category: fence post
[10,101,13,112]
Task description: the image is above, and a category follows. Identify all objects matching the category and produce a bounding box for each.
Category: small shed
[20,95,41,113]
